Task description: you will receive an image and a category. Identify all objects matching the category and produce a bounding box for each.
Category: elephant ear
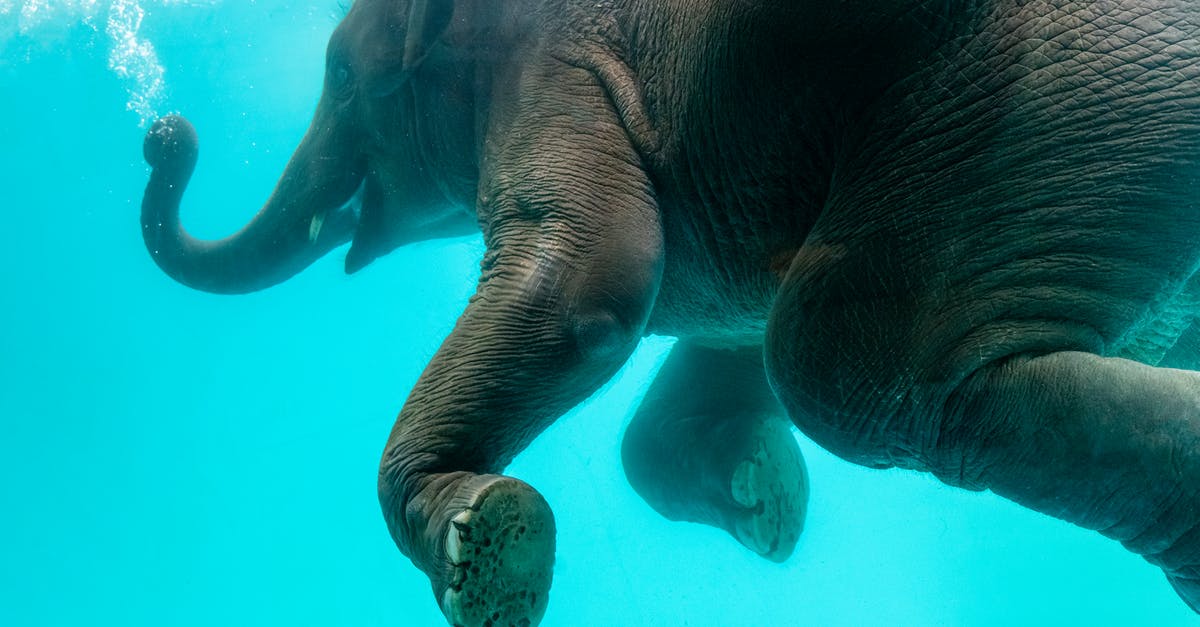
[403,0,454,71]
[370,0,453,97]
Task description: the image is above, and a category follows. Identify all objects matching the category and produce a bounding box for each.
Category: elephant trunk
[140,115,361,295]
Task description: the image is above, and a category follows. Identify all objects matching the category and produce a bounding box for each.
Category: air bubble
[2,1,222,126]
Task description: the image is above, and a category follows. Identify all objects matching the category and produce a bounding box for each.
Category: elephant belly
[645,250,780,348]
[644,192,815,348]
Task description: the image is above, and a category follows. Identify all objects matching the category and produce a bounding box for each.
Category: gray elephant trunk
[140,115,360,295]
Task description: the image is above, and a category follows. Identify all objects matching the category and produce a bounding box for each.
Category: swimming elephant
[140,0,1200,624]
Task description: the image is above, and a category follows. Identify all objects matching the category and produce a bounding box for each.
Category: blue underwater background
[0,1,1196,625]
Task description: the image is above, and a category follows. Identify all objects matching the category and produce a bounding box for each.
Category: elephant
[138,0,1200,625]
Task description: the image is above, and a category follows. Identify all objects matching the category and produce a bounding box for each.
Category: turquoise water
[0,2,1195,625]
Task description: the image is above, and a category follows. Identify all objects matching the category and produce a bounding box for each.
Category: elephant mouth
[329,169,480,275]
[341,174,394,275]
[310,179,365,245]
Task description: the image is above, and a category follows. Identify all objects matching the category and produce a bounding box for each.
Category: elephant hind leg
[764,248,1200,612]
[946,353,1200,608]
[621,341,808,562]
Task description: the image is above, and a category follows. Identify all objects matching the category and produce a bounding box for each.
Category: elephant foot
[439,476,556,627]
[728,416,808,562]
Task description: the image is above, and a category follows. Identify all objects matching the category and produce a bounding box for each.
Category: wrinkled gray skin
[141,0,1200,624]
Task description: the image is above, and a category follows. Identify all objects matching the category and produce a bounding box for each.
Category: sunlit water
[0,2,1194,625]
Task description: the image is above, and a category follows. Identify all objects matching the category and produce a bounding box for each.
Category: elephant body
[141,1,1200,625]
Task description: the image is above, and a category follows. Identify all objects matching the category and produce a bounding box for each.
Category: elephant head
[140,0,501,294]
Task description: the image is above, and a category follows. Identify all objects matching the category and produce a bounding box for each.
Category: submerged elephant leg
[621,341,808,562]
[390,470,557,626]
[378,57,664,626]
[763,3,1200,606]
[945,353,1200,608]
[766,239,1200,613]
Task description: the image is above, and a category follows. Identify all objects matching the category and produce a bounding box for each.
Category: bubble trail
[1,1,222,126]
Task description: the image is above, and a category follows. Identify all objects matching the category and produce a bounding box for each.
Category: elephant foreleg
[621,341,808,562]
[377,57,664,627]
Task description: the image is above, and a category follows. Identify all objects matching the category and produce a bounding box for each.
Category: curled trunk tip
[144,115,199,176]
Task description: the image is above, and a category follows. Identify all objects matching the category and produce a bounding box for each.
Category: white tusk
[308,212,325,242]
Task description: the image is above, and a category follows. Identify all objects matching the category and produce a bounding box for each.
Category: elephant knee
[569,309,638,364]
